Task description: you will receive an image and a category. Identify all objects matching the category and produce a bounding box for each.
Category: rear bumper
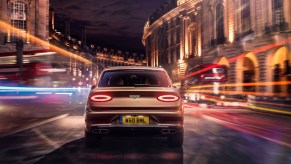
[85,125,183,137]
[85,105,183,137]
[85,105,183,122]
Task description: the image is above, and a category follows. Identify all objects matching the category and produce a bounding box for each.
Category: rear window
[98,70,171,87]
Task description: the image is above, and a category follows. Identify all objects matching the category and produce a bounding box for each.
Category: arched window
[10,0,27,41]
[272,0,284,25]
[216,3,225,44]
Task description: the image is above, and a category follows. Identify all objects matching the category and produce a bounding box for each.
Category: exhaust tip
[92,129,109,134]
[161,129,177,135]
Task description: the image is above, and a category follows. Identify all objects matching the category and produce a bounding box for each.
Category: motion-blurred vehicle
[0,62,51,86]
[181,63,228,107]
[85,66,183,147]
[215,94,248,108]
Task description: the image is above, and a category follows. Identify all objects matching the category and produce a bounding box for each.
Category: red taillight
[157,95,179,102]
[90,95,112,102]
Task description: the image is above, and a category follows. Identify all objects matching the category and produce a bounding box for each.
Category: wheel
[85,131,101,147]
[168,130,184,148]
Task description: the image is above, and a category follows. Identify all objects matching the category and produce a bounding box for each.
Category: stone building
[143,0,291,95]
[0,1,145,87]
[0,0,49,53]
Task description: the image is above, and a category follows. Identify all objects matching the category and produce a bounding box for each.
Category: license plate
[121,116,149,125]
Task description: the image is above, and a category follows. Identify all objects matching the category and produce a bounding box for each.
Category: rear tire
[168,130,183,148]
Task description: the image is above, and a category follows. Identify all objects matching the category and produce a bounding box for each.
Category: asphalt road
[0,102,290,164]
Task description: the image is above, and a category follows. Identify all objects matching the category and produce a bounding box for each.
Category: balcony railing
[210,37,226,46]
[265,22,289,34]
[235,30,254,41]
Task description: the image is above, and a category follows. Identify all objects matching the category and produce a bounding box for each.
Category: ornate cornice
[7,0,31,10]
[142,0,202,45]
[8,0,31,5]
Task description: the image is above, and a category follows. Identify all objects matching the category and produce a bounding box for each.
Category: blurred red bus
[181,63,228,106]
[0,62,51,86]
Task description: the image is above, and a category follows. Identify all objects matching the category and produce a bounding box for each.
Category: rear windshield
[98,70,171,87]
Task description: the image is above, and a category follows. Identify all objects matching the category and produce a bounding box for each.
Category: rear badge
[129,95,140,99]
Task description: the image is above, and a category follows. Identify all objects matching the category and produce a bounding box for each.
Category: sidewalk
[247,95,291,115]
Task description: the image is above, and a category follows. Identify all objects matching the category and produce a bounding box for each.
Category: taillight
[90,95,112,102]
[157,95,179,102]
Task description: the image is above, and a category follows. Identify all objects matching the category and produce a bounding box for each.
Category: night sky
[51,0,168,53]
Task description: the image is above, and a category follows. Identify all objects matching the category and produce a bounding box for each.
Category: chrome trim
[129,95,141,99]
[86,110,182,115]
[89,124,182,128]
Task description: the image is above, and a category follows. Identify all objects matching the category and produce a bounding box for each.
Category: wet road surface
[0,103,290,164]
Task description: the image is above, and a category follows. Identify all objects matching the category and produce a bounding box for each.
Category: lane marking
[203,115,291,148]
[0,114,69,138]
[0,96,38,100]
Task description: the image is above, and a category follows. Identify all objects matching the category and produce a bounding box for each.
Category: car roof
[103,66,166,71]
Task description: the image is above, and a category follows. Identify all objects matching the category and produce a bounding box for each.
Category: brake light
[90,95,112,102]
[157,95,179,102]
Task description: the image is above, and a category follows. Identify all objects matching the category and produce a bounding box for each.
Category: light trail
[184,91,291,112]
[203,115,291,148]
[182,64,217,80]
[187,81,291,89]
[201,96,291,111]
[248,100,291,108]
[185,89,291,97]
[247,105,291,115]
[0,86,90,91]
[184,81,291,109]
[0,21,92,65]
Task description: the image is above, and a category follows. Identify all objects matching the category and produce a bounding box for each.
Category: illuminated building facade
[143,0,291,95]
[0,1,145,87]
[0,0,49,51]
[49,7,146,70]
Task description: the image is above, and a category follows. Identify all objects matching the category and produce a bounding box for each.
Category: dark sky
[51,0,168,53]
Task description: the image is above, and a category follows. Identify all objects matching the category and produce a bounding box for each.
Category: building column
[180,16,186,60]
[266,0,272,26]
[196,9,202,57]
[189,28,192,56]
[3,1,11,43]
[284,0,291,30]
[155,52,159,67]
[26,3,31,43]
[254,0,265,36]
[234,0,242,34]
[226,0,235,43]
[184,17,190,58]
[250,0,256,33]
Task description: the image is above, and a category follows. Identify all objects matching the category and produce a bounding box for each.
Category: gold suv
[85,66,183,147]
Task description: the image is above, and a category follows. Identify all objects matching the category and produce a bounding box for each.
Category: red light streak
[201,112,291,147]
[188,81,291,89]
[186,89,291,97]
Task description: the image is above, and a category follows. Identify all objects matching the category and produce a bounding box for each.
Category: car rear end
[84,67,183,147]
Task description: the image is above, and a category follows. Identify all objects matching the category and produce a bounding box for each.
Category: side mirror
[91,85,96,90]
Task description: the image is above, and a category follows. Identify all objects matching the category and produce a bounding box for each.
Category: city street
[0,102,290,164]
[1,0,291,164]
